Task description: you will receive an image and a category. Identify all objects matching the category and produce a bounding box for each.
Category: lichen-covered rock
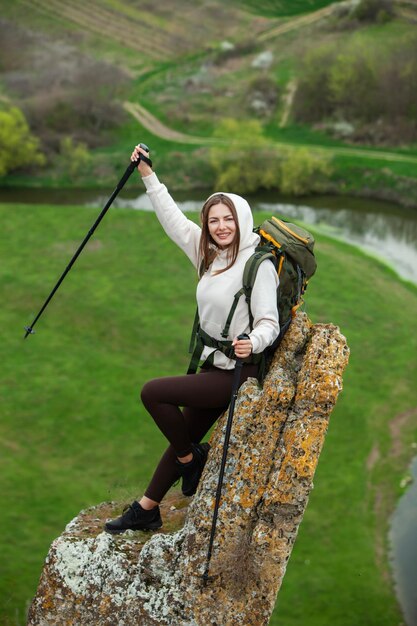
[28,313,349,626]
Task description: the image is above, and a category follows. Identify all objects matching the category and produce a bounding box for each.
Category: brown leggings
[141,364,258,503]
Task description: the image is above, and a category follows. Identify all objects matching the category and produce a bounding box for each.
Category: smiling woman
[199,194,241,274]
[104,143,279,535]
[207,202,237,249]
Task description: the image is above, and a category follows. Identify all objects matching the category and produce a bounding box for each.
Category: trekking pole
[23,144,152,339]
[202,333,249,586]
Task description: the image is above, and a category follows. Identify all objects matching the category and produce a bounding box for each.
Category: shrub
[58,137,92,178]
[0,106,45,176]
[353,0,395,22]
[209,118,279,193]
[279,148,333,195]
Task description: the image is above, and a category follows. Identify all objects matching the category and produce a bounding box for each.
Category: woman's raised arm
[132,144,201,268]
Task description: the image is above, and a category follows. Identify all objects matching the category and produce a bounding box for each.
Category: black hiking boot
[176,442,211,497]
[104,500,162,535]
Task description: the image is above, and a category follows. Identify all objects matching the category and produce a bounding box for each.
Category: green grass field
[1,200,417,625]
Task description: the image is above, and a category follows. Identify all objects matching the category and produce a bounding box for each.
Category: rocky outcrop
[28,312,349,626]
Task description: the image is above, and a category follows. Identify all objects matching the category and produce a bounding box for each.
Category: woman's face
[207,202,237,249]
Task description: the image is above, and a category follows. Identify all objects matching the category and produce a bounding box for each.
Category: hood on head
[205,191,259,251]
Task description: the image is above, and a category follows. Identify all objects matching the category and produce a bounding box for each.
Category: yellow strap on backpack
[259,228,282,251]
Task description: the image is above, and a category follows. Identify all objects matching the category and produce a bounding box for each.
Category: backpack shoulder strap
[243,248,277,289]
[242,248,277,330]
[220,286,246,339]
[221,248,277,339]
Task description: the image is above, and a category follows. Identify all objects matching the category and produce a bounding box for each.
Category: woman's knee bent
[140,378,161,409]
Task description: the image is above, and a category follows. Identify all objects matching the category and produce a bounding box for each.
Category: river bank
[3,172,417,210]
[2,139,417,212]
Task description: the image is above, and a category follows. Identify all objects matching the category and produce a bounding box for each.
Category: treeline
[292,28,417,145]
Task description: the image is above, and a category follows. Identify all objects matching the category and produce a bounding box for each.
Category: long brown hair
[198,194,240,276]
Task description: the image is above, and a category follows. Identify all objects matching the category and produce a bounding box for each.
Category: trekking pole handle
[132,143,152,169]
[134,142,150,159]
[235,333,250,361]
[117,143,152,190]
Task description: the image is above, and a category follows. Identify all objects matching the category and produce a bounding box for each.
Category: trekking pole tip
[201,566,214,587]
[24,326,35,339]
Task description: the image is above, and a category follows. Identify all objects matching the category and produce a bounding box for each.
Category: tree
[292,43,336,123]
[329,44,381,122]
[0,106,45,176]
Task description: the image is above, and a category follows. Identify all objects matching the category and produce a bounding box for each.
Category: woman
[105,144,279,534]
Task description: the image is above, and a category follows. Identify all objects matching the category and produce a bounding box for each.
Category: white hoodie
[143,172,279,370]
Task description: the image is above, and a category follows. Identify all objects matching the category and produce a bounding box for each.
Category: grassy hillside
[1,0,417,206]
[1,201,417,624]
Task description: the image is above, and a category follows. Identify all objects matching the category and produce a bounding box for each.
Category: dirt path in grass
[258,3,335,41]
[366,406,417,581]
[123,100,417,165]
[123,101,219,145]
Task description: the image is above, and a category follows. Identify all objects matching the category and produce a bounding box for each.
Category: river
[98,188,417,284]
[389,456,417,626]
[1,186,415,284]
[1,186,416,621]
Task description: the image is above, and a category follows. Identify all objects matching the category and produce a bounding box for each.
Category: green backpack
[247,215,317,341]
[187,216,317,376]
